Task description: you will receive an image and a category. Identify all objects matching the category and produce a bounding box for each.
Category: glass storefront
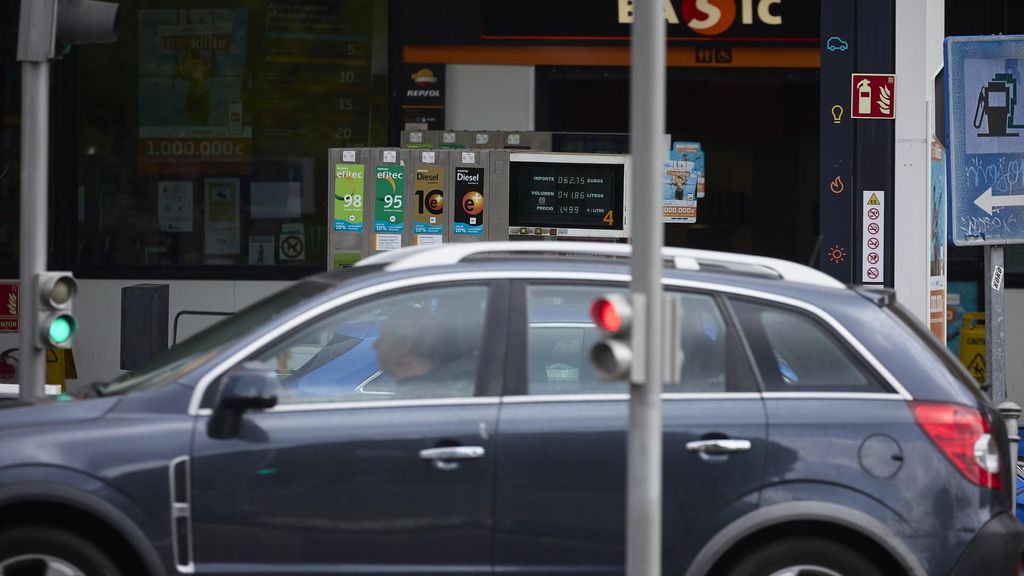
[1,0,1021,283]
[0,10,19,277]
[69,0,388,276]
[537,66,819,263]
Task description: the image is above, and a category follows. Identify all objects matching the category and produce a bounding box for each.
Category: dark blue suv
[0,242,1020,576]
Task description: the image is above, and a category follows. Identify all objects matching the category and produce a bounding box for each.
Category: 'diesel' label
[414,166,445,235]
[454,167,484,235]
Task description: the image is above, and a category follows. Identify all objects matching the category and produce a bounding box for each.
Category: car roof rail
[355,241,845,288]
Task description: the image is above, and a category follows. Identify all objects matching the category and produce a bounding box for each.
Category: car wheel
[0,525,122,576]
[725,537,883,576]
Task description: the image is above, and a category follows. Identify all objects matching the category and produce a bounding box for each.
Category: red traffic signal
[589,293,634,380]
[590,293,632,335]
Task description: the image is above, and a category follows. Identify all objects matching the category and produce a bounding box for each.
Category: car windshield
[97,280,336,396]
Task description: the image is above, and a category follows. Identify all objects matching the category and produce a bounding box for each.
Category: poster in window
[158,181,194,232]
[138,9,252,176]
[204,177,240,255]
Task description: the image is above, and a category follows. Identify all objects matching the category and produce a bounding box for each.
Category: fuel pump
[974,73,1024,138]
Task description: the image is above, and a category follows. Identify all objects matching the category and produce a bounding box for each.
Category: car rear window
[884,300,987,403]
[730,298,888,394]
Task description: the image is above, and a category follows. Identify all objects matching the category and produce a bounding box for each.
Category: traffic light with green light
[36,272,78,349]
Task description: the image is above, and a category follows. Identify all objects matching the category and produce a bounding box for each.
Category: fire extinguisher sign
[0,283,17,333]
[850,74,896,119]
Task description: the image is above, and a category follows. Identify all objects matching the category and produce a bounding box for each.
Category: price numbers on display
[557,176,586,185]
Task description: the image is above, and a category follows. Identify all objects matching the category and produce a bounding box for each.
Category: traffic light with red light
[590,293,685,385]
[589,293,636,380]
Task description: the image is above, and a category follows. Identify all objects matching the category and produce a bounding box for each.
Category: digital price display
[508,157,627,237]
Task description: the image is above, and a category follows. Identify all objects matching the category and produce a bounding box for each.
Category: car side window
[730,298,885,393]
[524,285,755,395]
[236,285,490,404]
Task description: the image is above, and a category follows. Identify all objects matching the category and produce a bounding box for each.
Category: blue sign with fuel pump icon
[946,36,1024,245]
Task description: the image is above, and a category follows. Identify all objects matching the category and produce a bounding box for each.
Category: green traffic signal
[36,272,78,349]
[48,314,77,346]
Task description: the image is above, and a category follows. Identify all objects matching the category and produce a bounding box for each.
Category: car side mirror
[208,367,278,440]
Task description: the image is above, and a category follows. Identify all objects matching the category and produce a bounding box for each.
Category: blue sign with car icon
[826,36,849,52]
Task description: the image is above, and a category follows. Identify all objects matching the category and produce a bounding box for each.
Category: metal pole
[628,0,664,575]
[985,245,1005,404]
[18,61,49,400]
[998,401,1021,473]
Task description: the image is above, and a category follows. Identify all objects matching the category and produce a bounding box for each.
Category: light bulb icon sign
[832,105,844,124]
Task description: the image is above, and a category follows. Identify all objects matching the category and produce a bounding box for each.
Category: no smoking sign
[279,223,306,261]
[862,190,885,284]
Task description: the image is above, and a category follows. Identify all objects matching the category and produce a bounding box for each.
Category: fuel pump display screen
[509,161,625,231]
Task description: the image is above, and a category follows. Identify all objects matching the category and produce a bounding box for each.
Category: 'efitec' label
[375,165,405,233]
[334,164,365,232]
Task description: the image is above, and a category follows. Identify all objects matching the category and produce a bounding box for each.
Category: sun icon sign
[828,245,847,264]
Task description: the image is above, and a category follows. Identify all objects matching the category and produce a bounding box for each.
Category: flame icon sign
[830,176,845,194]
[878,85,892,116]
[6,290,16,316]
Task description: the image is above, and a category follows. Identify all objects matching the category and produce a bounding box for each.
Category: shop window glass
[0,3,19,276]
[73,1,387,274]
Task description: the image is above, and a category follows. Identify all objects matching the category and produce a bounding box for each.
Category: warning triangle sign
[968,353,986,380]
[867,193,881,206]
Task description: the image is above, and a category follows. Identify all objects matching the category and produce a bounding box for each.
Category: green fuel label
[334,164,365,232]
[375,165,405,233]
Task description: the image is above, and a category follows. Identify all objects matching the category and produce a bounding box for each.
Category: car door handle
[419,446,485,470]
[686,439,751,454]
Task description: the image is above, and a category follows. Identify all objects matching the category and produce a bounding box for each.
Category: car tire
[724,536,883,576]
[0,525,123,576]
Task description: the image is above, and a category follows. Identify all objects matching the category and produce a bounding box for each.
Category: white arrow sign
[974,187,1024,215]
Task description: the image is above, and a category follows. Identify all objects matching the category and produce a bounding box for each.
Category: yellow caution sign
[959,312,986,386]
[867,192,881,206]
[45,349,78,391]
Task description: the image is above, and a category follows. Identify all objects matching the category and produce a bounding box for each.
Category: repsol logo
[337,170,364,179]
[407,89,441,98]
[618,0,782,35]
[457,171,480,182]
[417,172,440,182]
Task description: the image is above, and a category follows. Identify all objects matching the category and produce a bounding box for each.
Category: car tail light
[912,402,1002,490]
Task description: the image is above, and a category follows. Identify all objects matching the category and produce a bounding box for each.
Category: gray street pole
[985,245,1005,404]
[628,0,665,575]
[18,61,50,399]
